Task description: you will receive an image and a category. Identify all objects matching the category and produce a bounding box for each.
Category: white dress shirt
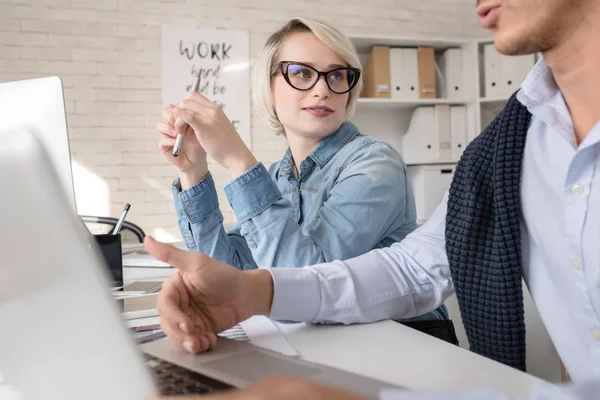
[268,58,600,399]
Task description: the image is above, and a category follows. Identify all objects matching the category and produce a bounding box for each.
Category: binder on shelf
[407,164,455,223]
[403,48,420,100]
[417,47,436,99]
[402,105,457,164]
[362,46,391,98]
[390,48,419,101]
[389,48,403,100]
[501,53,535,96]
[484,44,535,98]
[440,48,463,100]
[484,43,502,98]
[401,106,437,165]
[436,105,452,161]
[450,106,467,161]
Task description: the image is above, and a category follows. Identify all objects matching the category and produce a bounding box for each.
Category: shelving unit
[348,34,478,165]
[474,38,509,132]
[347,34,533,167]
[356,97,468,110]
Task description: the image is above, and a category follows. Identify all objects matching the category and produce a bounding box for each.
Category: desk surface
[125,263,543,397]
[275,320,543,397]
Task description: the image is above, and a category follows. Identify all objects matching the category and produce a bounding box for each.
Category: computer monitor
[0,76,76,210]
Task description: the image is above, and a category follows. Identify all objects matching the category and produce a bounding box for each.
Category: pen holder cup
[93,233,123,289]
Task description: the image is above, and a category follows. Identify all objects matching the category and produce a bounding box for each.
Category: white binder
[402,48,420,100]
[484,43,503,98]
[389,48,405,100]
[407,164,455,223]
[401,106,437,164]
[450,106,467,161]
[390,48,419,101]
[501,53,535,96]
[402,105,456,164]
[436,105,452,161]
[441,48,463,100]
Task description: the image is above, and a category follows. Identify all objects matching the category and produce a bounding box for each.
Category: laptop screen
[0,76,76,210]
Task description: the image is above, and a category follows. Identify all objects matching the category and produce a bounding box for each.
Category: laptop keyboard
[145,354,233,395]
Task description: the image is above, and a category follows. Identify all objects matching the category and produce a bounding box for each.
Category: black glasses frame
[273,61,361,94]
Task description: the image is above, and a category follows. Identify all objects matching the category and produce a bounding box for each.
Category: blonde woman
[157,18,452,333]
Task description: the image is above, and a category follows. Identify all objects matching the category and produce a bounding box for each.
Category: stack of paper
[114,292,160,328]
[122,253,177,281]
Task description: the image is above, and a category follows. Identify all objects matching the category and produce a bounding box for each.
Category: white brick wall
[1,0,485,241]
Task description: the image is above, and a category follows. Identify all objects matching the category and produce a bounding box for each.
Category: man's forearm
[245,269,274,316]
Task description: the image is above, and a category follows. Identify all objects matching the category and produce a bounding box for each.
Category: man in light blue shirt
[146,0,600,398]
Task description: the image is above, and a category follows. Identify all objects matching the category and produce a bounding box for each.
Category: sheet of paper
[123,267,177,281]
[122,241,187,255]
[218,324,250,342]
[125,316,160,329]
[123,253,170,268]
[239,316,299,357]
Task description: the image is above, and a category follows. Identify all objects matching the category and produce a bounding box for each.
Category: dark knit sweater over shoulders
[445,92,532,371]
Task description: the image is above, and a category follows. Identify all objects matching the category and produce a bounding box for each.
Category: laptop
[0,76,76,211]
[0,127,401,399]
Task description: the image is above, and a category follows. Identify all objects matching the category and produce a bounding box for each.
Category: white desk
[125,252,544,397]
[275,320,544,397]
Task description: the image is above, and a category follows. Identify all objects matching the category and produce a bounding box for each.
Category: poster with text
[161,25,251,148]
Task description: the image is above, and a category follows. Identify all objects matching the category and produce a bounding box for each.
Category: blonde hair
[251,17,363,136]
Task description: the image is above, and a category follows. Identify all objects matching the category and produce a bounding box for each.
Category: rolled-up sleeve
[224,162,281,224]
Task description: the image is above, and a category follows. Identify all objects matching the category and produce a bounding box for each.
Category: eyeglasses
[272,61,361,94]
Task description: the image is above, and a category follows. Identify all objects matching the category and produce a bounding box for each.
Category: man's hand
[144,236,274,354]
[157,376,368,400]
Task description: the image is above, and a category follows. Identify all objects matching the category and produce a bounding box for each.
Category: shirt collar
[516,56,600,150]
[517,57,560,107]
[278,148,294,177]
[278,121,360,177]
[309,121,360,168]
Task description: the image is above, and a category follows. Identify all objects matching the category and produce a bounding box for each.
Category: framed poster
[162,26,251,147]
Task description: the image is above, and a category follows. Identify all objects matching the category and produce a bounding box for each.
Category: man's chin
[492,26,549,56]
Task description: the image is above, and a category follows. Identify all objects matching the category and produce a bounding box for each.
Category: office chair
[79,215,146,244]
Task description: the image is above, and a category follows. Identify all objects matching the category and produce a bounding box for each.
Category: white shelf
[406,161,458,167]
[356,97,469,110]
[348,34,468,54]
[479,96,509,103]
[476,37,495,45]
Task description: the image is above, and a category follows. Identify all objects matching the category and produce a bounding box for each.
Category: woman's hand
[171,93,257,179]
[156,104,209,189]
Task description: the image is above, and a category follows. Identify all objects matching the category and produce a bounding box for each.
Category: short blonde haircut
[251,17,363,136]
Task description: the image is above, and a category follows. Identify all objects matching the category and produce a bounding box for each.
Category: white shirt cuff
[268,267,321,322]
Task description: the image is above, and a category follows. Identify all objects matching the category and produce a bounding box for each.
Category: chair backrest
[79,215,145,244]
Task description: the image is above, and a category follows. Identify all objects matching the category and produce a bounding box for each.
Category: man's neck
[543,22,600,145]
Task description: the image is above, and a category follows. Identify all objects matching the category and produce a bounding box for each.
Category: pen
[172,70,202,157]
[112,203,131,235]
[136,329,166,345]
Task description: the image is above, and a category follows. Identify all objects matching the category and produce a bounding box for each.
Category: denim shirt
[173,121,448,321]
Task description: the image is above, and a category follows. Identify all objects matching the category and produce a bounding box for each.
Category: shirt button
[571,258,582,270]
[570,184,584,196]
[592,330,600,340]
